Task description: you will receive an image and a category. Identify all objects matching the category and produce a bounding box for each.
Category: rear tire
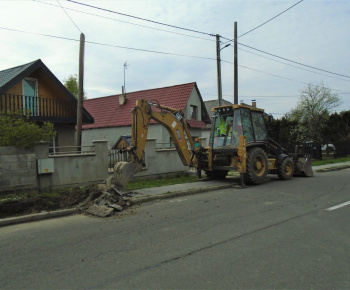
[277,157,294,180]
[244,147,268,185]
[205,170,228,180]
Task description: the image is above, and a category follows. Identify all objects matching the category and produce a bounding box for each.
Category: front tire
[244,147,268,185]
[277,157,294,180]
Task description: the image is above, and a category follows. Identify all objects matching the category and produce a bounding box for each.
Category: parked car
[322,144,335,155]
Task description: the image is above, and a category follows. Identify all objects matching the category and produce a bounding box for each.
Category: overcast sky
[1,0,349,118]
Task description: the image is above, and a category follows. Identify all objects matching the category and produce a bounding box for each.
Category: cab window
[241,108,254,143]
[251,111,268,141]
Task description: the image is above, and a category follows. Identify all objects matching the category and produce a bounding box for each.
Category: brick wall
[0,147,37,191]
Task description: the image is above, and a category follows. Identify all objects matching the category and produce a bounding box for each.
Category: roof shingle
[83,82,208,130]
[0,60,37,89]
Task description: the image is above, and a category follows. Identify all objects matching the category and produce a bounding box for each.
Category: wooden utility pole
[216,34,223,106]
[234,22,238,105]
[76,32,85,151]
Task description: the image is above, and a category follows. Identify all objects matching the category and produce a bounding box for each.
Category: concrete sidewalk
[1,161,349,227]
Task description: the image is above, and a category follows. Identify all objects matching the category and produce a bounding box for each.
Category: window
[23,78,38,115]
[241,108,254,143]
[190,105,198,120]
[251,111,268,141]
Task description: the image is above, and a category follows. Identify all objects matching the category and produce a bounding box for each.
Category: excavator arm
[113,99,196,187]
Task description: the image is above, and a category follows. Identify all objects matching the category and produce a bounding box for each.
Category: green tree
[324,110,350,142]
[63,74,86,99]
[288,83,342,143]
[0,114,56,148]
[63,74,79,99]
[265,116,299,151]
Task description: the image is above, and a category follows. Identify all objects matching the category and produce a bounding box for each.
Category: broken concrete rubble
[82,179,136,218]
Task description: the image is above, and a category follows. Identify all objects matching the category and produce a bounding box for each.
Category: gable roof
[0,59,94,124]
[82,82,210,130]
[204,99,233,118]
[0,60,37,89]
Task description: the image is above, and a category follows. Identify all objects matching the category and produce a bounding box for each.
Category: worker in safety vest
[220,118,233,137]
[219,118,227,136]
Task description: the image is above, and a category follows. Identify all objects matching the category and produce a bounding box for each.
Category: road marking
[326,201,350,211]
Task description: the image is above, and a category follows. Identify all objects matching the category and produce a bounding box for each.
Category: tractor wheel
[277,157,294,180]
[244,147,268,185]
[205,170,228,180]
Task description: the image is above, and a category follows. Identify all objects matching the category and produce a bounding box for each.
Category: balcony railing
[0,93,77,123]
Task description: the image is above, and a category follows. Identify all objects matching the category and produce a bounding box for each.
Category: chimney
[252,100,256,107]
[119,86,127,105]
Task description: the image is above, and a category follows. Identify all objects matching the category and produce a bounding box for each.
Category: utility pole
[234,22,238,105]
[76,32,85,151]
[216,34,223,106]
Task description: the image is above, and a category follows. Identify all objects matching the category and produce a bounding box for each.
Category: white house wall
[185,88,202,121]
[82,124,171,149]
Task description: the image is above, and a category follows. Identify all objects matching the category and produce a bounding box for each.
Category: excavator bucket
[293,155,313,177]
[113,161,142,188]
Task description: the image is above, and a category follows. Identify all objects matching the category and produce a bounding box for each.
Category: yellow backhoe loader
[114,99,313,187]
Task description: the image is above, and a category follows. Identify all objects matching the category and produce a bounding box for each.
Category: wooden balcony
[0,93,77,123]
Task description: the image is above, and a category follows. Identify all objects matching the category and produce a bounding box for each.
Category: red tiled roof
[187,120,208,129]
[83,82,202,130]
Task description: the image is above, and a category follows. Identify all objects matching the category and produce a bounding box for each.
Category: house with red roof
[82,82,211,148]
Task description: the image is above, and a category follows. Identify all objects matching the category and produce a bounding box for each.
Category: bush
[0,113,56,148]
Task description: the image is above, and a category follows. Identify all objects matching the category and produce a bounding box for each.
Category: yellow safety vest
[219,120,227,135]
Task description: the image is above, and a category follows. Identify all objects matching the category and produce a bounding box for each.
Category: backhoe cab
[113,99,313,187]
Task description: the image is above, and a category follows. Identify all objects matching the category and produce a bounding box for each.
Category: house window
[190,105,198,120]
[23,78,38,116]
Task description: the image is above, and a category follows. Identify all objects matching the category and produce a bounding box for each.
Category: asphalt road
[1,169,349,289]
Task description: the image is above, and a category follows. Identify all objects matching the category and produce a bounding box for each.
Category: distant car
[322,144,335,154]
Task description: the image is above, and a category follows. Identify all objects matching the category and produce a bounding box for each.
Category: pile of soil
[0,181,136,219]
[0,186,90,219]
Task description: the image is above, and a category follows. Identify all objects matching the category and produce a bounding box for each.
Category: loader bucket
[293,155,313,177]
[113,161,142,188]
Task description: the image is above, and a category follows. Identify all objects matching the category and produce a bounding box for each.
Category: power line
[0,26,215,60]
[0,26,79,42]
[221,37,350,80]
[32,0,215,43]
[56,0,81,33]
[38,0,349,81]
[66,0,215,37]
[2,26,349,95]
[221,59,350,94]
[237,47,350,83]
[87,39,217,60]
[238,0,304,38]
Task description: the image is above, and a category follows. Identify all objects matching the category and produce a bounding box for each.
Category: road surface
[1,169,349,289]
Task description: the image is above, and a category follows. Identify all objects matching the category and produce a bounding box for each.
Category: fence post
[93,140,108,174]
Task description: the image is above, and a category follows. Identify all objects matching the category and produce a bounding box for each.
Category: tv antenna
[123,61,130,93]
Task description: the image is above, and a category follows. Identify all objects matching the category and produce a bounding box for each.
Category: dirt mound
[0,183,135,219]
[0,186,90,219]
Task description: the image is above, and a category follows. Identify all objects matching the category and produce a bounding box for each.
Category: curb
[130,183,235,204]
[315,165,350,173]
[0,208,79,228]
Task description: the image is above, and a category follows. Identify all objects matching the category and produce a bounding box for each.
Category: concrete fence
[0,146,37,191]
[133,139,189,179]
[0,138,190,192]
[0,140,108,192]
